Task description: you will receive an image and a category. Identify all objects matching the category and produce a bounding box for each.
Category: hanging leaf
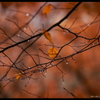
[48,47,58,58]
[42,30,53,44]
[42,4,52,16]
[14,73,22,80]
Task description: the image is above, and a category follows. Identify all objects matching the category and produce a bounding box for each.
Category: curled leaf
[42,30,53,44]
[42,4,52,16]
[48,47,58,58]
[15,73,22,80]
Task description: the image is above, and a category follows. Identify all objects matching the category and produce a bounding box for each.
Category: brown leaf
[42,30,53,44]
[14,73,22,80]
[48,47,58,58]
[42,4,52,16]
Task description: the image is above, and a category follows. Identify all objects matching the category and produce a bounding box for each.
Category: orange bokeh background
[0,2,100,98]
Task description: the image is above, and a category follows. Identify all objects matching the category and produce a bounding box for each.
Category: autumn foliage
[42,29,53,44]
[42,4,52,16]
[0,2,100,98]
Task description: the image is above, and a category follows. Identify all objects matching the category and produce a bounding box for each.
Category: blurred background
[0,2,100,98]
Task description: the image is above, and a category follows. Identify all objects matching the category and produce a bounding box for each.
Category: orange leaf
[48,47,58,58]
[42,30,53,44]
[42,4,52,16]
[15,73,22,80]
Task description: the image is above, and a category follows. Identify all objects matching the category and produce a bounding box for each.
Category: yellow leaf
[42,30,53,44]
[48,47,58,58]
[42,4,52,16]
[15,73,22,80]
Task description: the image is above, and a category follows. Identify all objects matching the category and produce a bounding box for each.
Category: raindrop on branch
[85,42,88,44]
[26,13,29,17]
[66,62,68,64]
[28,40,30,42]
[62,81,65,84]
[49,64,52,66]
[66,30,69,33]
[28,67,31,69]
[87,23,91,26]
[92,43,94,45]
[74,60,76,63]
[96,42,99,44]
[38,68,43,73]
[44,72,47,75]
[22,72,24,74]
[24,27,27,31]
[17,34,20,37]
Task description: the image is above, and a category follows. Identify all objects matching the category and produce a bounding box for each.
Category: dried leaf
[48,47,58,58]
[15,73,22,80]
[42,30,53,44]
[42,4,52,16]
